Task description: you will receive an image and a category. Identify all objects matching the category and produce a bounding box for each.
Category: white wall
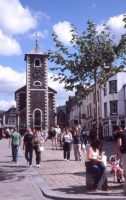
[101,72,126,118]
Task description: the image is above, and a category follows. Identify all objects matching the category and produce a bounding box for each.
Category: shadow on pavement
[53,185,123,196]
[0,166,28,182]
[53,185,86,195]
[42,159,63,162]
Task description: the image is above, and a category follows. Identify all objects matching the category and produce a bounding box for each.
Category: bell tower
[24,34,48,130]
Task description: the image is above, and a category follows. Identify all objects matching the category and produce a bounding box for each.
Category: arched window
[33,81,42,86]
[34,58,41,67]
[34,109,42,126]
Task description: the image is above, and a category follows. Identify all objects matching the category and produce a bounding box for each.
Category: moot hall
[14,35,57,134]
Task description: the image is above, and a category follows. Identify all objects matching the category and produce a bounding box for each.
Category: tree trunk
[94,73,99,139]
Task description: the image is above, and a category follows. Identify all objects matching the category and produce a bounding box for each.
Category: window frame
[33,81,42,86]
[104,102,107,117]
[34,58,41,67]
[109,80,117,94]
[110,100,118,115]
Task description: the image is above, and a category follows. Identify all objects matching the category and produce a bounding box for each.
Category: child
[99,149,107,167]
[109,152,124,182]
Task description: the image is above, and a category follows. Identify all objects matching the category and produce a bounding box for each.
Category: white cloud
[0,100,16,111]
[0,65,26,96]
[0,65,25,110]
[0,0,41,56]
[0,30,21,55]
[0,0,38,35]
[107,15,125,31]
[53,21,73,45]
[97,14,126,41]
[107,14,126,38]
[48,73,74,106]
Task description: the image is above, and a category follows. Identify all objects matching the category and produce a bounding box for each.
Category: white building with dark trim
[101,72,126,139]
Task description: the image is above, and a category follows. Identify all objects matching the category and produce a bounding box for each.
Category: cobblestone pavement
[0,138,126,200]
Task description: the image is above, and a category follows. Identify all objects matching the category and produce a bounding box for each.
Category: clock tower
[24,34,48,130]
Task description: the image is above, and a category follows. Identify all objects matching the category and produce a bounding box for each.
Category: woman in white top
[85,140,105,191]
[62,128,72,161]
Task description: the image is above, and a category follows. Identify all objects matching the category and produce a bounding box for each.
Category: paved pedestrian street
[0,138,126,200]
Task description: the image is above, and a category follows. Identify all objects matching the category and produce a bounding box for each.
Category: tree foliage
[48,20,126,97]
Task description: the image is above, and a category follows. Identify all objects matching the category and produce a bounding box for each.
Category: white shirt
[63,133,72,143]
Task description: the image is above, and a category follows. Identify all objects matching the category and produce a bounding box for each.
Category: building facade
[3,106,16,129]
[67,72,126,139]
[101,72,126,139]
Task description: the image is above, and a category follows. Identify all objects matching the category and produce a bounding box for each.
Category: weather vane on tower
[34,32,41,54]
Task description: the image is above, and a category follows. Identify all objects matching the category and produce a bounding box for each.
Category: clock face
[32,70,41,78]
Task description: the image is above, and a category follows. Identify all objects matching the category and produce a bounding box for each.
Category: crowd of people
[1,124,126,194]
[2,125,91,167]
[7,127,45,167]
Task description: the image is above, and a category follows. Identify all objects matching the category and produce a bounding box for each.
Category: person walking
[32,130,44,167]
[62,128,72,161]
[50,126,57,150]
[55,125,61,147]
[73,127,83,161]
[41,126,48,141]
[115,126,126,194]
[23,128,33,167]
[9,128,21,164]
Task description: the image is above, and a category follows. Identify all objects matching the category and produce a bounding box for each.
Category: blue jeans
[12,145,19,162]
[86,162,105,189]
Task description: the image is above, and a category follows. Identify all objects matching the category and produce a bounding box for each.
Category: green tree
[48,20,126,138]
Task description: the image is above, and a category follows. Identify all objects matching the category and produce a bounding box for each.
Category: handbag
[38,146,44,152]
[81,143,86,151]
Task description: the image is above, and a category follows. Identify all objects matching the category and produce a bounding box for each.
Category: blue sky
[0,0,126,110]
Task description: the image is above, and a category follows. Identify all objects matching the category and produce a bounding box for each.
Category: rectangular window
[104,102,107,117]
[109,80,117,94]
[97,91,99,102]
[104,83,107,96]
[87,106,89,118]
[110,100,118,115]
